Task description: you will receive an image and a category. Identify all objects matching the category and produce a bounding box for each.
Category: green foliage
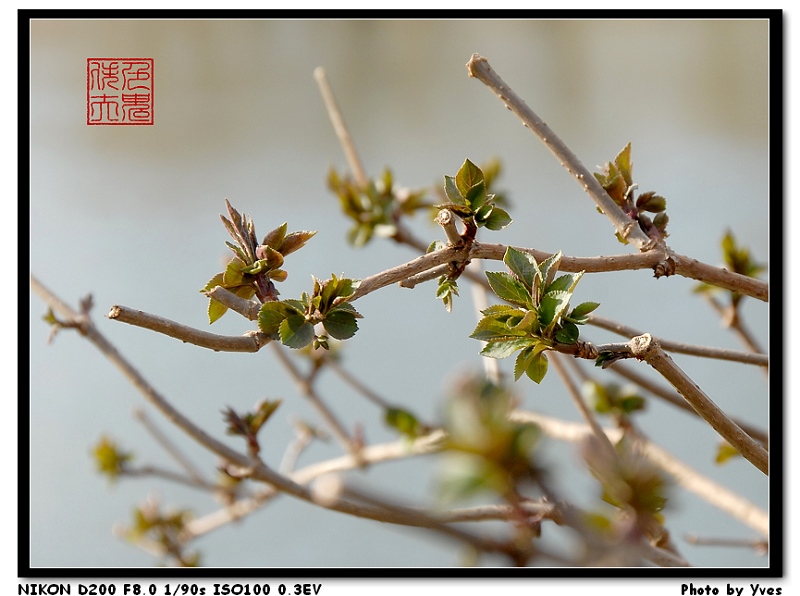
[123,499,199,567]
[438,378,541,503]
[714,442,742,465]
[257,274,362,350]
[92,436,133,482]
[582,381,646,418]
[583,435,668,520]
[328,167,431,247]
[201,200,316,323]
[594,143,669,243]
[438,159,512,232]
[695,230,766,308]
[384,406,427,439]
[470,247,598,383]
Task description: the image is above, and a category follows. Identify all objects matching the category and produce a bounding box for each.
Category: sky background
[26,18,772,570]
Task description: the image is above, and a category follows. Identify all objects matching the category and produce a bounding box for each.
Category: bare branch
[629,334,768,475]
[465,53,655,252]
[589,314,768,367]
[134,408,208,484]
[107,305,269,353]
[314,67,368,188]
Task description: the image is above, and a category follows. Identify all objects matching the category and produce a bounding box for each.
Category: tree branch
[629,334,769,475]
[466,53,655,252]
[107,305,269,353]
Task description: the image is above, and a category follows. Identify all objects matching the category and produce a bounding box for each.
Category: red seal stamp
[87,58,154,125]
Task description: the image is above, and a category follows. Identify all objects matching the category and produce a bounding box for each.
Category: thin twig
[107,305,269,353]
[466,53,655,252]
[314,66,368,188]
[588,314,768,367]
[134,408,208,484]
[701,293,765,355]
[326,360,391,409]
[629,334,768,475]
[123,465,219,492]
[269,342,366,467]
[465,55,768,303]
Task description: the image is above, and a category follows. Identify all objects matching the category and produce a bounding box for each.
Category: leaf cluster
[124,500,199,567]
[582,381,646,418]
[470,247,598,383]
[201,200,316,323]
[223,399,282,456]
[258,274,362,349]
[439,378,541,502]
[438,159,512,232]
[695,230,766,307]
[594,143,669,243]
[92,435,133,482]
[328,167,431,247]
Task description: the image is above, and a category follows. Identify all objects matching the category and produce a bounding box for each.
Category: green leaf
[465,181,488,212]
[456,159,485,198]
[207,298,229,324]
[480,304,524,317]
[322,310,359,340]
[482,206,512,230]
[514,344,549,383]
[480,337,536,359]
[615,142,633,187]
[525,350,549,384]
[279,315,315,349]
[568,301,600,323]
[538,290,571,330]
[537,251,563,291]
[444,175,467,206]
[279,230,317,256]
[715,442,741,464]
[385,407,424,438]
[485,271,532,308]
[554,320,580,344]
[200,272,226,293]
[223,258,246,287]
[258,301,300,336]
[545,271,584,295]
[503,247,538,289]
[470,316,527,342]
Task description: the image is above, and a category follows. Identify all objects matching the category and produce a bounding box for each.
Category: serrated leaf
[480,304,525,317]
[279,315,315,349]
[482,206,512,230]
[200,272,226,293]
[444,175,467,206]
[258,301,301,336]
[538,290,571,330]
[470,316,527,342]
[485,271,532,308]
[538,251,563,291]
[615,142,633,187]
[503,246,538,289]
[514,344,549,383]
[545,271,584,295]
[261,222,288,250]
[322,310,359,340]
[207,298,229,324]
[279,230,317,256]
[456,159,485,198]
[223,258,246,287]
[480,338,536,359]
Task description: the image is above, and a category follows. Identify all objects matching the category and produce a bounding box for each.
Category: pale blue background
[28,19,770,568]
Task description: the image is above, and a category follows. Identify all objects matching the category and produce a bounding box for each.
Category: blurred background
[28,18,770,568]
